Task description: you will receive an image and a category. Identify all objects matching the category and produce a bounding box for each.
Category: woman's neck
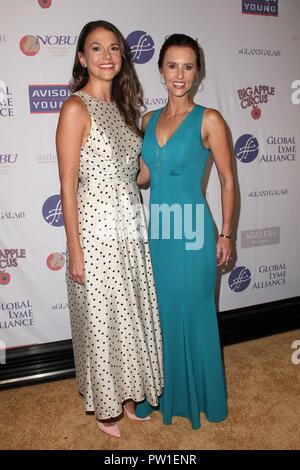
[164,94,194,116]
[84,79,113,102]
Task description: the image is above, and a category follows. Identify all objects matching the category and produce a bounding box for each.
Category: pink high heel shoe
[124,405,151,421]
[97,420,121,438]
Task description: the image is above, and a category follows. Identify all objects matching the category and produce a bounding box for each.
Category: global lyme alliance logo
[229,263,286,292]
[242,0,278,17]
[0,81,13,117]
[0,300,35,330]
[229,267,252,292]
[126,31,155,64]
[29,85,70,113]
[234,134,259,163]
[235,133,296,163]
[42,195,64,227]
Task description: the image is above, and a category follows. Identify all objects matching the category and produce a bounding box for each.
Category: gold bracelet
[219,233,232,239]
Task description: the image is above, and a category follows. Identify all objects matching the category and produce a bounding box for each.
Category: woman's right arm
[137,111,152,187]
[56,97,88,285]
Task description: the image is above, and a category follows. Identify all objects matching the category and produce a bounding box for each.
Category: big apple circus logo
[0,249,26,286]
[237,85,275,119]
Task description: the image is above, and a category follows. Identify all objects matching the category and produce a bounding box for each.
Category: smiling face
[160,45,198,98]
[78,27,122,82]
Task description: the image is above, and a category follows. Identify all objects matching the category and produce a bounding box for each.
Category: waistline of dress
[78,177,137,188]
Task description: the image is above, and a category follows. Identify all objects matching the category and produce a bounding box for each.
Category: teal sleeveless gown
[136,105,228,429]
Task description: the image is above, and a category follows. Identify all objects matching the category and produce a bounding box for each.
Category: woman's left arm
[203,109,236,266]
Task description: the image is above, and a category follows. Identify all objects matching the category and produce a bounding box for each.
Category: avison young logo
[29,85,70,113]
[242,0,278,17]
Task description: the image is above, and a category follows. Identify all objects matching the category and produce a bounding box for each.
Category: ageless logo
[241,227,280,248]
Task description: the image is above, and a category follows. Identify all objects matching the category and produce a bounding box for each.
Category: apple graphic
[38,0,52,8]
[47,252,65,271]
[19,35,40,56]
[0,271,10,285]
[251,106,261,120]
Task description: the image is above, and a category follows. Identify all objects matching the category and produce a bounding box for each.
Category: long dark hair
[158,34,201,71]
[70,20,143,136]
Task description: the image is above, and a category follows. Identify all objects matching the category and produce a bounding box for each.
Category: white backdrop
[1,0,300,348]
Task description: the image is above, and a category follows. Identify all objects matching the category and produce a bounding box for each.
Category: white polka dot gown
[66,91,164,420]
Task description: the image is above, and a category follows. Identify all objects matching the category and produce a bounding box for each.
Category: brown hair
[70,20,143,136]
[158,34,201,71]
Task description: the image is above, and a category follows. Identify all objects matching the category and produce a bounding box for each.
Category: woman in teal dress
[136,34,235,429]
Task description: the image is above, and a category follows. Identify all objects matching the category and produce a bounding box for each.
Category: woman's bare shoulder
[141,110,154,131]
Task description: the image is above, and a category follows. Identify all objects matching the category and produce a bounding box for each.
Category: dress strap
[71,91,94,116]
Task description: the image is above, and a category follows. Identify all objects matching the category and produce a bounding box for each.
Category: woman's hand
[216,237,232,266]
[137,156,150,187]
[68,249,85,285]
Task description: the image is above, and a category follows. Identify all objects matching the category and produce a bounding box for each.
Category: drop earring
[160,75,166,87]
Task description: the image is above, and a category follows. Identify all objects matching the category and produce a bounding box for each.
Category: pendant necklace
[156,142,167,172]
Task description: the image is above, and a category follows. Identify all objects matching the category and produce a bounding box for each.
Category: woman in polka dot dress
[56,21,163,438]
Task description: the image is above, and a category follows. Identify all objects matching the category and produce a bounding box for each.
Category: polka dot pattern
[65,91,164,420]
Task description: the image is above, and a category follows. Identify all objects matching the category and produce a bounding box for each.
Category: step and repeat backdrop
[0,0,300,349]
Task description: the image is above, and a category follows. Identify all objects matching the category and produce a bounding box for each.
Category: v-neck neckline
[155,105,198,149]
